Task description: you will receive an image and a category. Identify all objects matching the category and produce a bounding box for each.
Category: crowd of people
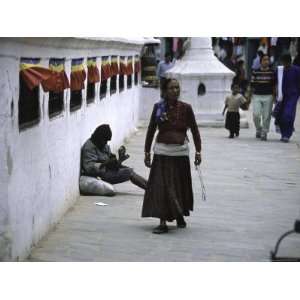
[214,38,300,143]
[213,37,300,72]
[213,38,299,92]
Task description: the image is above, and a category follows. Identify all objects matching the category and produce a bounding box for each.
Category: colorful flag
[110,56,119,77]
[20,58,52,90]
[71,58,86,91]
[126,56,133,75]
[101,56,111,81]
[42,58,70,92]
[87,57,100,83]
[120,56,127,75]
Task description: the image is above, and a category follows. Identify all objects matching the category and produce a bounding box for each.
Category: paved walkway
[28,108,300,261]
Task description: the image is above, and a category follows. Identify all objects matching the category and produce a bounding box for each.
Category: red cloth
[42,71,70,92]
[120,62,127,75]
[71,70,86,91]
[101,64,111,81]
[110,62,119,77]
[126,62,133,75]
[88,66,100,83]
[20,67,52,90]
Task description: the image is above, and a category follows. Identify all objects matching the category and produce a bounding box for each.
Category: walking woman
[142,78,202,234]
[273,53,300,142]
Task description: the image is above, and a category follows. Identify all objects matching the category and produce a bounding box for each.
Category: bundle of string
[195,165,207,201]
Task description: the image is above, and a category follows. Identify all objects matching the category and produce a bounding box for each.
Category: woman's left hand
[194,152,201,166]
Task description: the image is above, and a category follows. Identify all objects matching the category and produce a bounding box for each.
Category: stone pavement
[28,108,300,262]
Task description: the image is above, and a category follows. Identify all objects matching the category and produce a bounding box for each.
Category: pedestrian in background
[258,38,269,55]
[222,83,249,138]
[276,38,291,61]
[250,54,276,141]
[273,53,300,142]
[142,78,202,234]
[234,59,248,95]
[222,47,235,71]
[156,52,175,88]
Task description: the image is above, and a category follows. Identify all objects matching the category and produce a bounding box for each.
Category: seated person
[80,124,147,196]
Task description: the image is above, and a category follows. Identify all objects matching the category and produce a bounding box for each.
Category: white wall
[179,76,232,115]
[0,37,143,261]
[0,57,12,260]
[138,87,160,124]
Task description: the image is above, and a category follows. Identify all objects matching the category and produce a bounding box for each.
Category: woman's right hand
[144,152,151,168]
[194,152,202,166]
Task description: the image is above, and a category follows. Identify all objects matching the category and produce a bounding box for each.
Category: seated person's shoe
[176,216,187,228]
[152,224,168,234]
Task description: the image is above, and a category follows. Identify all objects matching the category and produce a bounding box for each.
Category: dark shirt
[251,68,275,95]
[145,100,201,153]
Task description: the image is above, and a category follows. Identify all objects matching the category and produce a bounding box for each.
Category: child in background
[222,83,249,138]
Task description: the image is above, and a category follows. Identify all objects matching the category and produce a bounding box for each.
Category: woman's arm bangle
[196,152,201,155]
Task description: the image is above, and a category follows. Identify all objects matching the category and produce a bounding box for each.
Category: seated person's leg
[100,167,134,184]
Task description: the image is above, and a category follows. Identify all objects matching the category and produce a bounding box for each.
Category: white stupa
[166,37,248,127]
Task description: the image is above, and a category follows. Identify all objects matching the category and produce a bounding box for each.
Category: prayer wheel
[141,44,159,87]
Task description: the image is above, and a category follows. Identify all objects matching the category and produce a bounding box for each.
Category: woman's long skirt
[142,154,194,221]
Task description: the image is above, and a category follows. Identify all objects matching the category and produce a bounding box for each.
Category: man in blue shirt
[157,52,175,86]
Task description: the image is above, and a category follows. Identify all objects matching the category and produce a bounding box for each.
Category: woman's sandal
[152,224,168,234]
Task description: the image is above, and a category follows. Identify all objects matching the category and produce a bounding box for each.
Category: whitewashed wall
[0,37,143,261]
[138,87,160,124]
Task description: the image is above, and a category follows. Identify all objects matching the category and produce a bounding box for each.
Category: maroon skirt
[142,154,194,221]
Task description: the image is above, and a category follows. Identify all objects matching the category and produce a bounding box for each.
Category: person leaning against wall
[80,124,147,196]
[142,78,202,234]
